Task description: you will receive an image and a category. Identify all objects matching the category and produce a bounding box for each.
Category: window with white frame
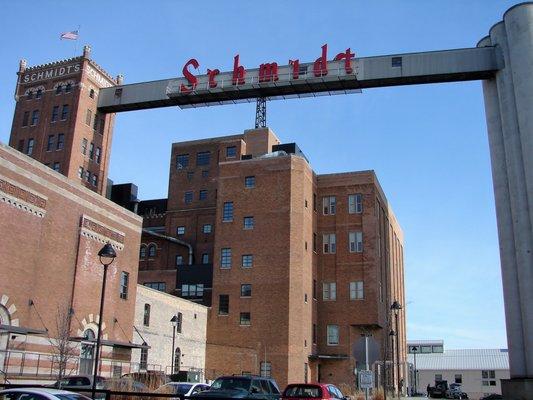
[177,226,185,235]
[243,216,254,230]
[323,282,336,301]
[323,196,336,215]
[349,231,363,253]
[202,224,212,234]
[223,202,234,222]
[350,281,364,300]
[482,370,496,386]
[323,233,336,254]
[245,176,255,188]
[348,194,363,214]
[260,362,272,378]
[327,325,339,345]
[221,248,232,268]
[239,312,251,325]
[175,255,184,266]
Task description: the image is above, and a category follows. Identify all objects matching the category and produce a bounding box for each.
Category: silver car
[0,388,91,400]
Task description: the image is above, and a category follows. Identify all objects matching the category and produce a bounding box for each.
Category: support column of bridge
[478,3,533,399]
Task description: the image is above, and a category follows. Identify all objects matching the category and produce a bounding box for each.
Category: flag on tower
[60,31,79,40]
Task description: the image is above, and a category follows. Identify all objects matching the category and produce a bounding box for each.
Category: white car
[0,388,91,400]
[157,382,210,398]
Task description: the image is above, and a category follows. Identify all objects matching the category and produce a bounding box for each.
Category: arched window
[148,244,156,258]
[66,83,72,93]
[139,245,147,259]
[80,328,95,375]
[56,84,63,95]
[143,304,150,326]
[174,347,181,372]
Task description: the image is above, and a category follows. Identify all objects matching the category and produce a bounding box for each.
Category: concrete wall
[132,285,207,377]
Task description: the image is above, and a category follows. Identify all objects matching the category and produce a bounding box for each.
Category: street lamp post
[412,345,419,395]
[91,243,116,400]
[170,315,179,375]
[391,301,402,396]
[389,329,396,397]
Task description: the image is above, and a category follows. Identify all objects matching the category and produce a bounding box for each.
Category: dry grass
[372,387,385,400]
[338,383,366,400]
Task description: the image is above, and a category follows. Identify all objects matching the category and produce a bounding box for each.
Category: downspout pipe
[142,229,194,265]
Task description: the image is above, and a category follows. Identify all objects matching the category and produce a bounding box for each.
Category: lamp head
[98,242,117,266]
[170,315,179,326]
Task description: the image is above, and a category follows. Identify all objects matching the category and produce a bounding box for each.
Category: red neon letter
[313,44,328,77]
[232,55,246,85]
[289,59,300,79]
[207,68,220,88]
[180,58,199,93]
[258,62,279,83]
[334,48,355,74]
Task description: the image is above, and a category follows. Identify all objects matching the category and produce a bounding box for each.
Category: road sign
[359,370,374,389]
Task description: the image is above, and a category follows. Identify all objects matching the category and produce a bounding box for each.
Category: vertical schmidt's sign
[166,44,358,103]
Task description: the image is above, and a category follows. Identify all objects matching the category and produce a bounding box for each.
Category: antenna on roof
[255,97,266,129]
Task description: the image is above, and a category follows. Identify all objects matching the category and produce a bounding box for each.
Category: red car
[282,383,348,400]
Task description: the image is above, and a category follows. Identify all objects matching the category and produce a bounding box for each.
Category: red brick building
[0,143,143,382]
[137,128,406,391]
[8,45,119,196]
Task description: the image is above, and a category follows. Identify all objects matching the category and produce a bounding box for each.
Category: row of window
[18,138,35,156]
[44,162,61,172]
[322,232,363,254]
[323,281,364,301]
[26,83,73,100]
[322,194,363,215]
[140,244,156,259]
[175,252,210,266]
[176,151,211,169]
[46,134,65,151]
[22,105,70,127]
[81,139,102,163]
[144,282,166,292]
[183,189,208,204]
[77,167,98,186]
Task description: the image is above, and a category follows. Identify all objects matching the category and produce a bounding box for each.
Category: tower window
[61,104,69,120]
[56,85,63,95]
[30,110,39,125]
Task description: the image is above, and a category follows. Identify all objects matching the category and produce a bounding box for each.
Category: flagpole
[74,25,81,56]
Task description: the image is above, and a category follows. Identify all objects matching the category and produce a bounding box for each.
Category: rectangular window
[140,347,148,370]
[56,134,64,150]
[120,271,129,299]
[327,325,339,345]
[454,374,462,384]
[313,279,317,299]
[245,176,255,188]
[181,284,189,297]
[176,312,183,333]
[26,138,35,155]
[22,111,29,126]
[184,191,193,204]
[95,147,101,163]
[47,135,55,151]
[144,282,166,291]
[51,106,59,122]
[221,248,232,269]
[323,282,336,301]
[196,151,211,166]
[226,146,237,158]
[81,138,88,155]
[313,324,317,344]
[349,231,363,253]
[202,224,212,234]
[85,109,92,126]
[240,284,252,297]
[202,253,209,264]
[243,216,254,230]
[323,196,336,215]
[91,174,98,187]
[143,304,151,326]
[240,312,251,325]
[242,254,253,268]
[84,170,90,183]
[313,233,317,252]
[31,109,39,125]
[223,202,234,222]
[61,104,69,120]
[53,162,60,172]
[93,114,99,131]
[182,284,204,298]
[199,189,207,200]
[98,118,105,134]
[260,362,272,378]
[349,194,363,214]
[78,167,84,179]
[323,233,336,254]
[18,139,24,152]
[350,281,364,300]
[218,294,229,315]
[89,143,94,160]
[175,255,183,266]
[187,171,194,181]
[176,153,189,169]
[177,226,185,235]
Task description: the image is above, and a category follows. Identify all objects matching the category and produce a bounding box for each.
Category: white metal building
[407,341,509,400]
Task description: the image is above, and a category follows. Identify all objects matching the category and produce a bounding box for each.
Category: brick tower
[8,45,120,195]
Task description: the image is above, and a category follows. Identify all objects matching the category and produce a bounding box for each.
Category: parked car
[156,382,210,399]
[190,375,280,399]
[49,375,106,391]
[282,383,348,400]
[0,388,91,400]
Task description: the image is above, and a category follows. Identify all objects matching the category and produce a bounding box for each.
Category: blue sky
[0,1,518,349]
